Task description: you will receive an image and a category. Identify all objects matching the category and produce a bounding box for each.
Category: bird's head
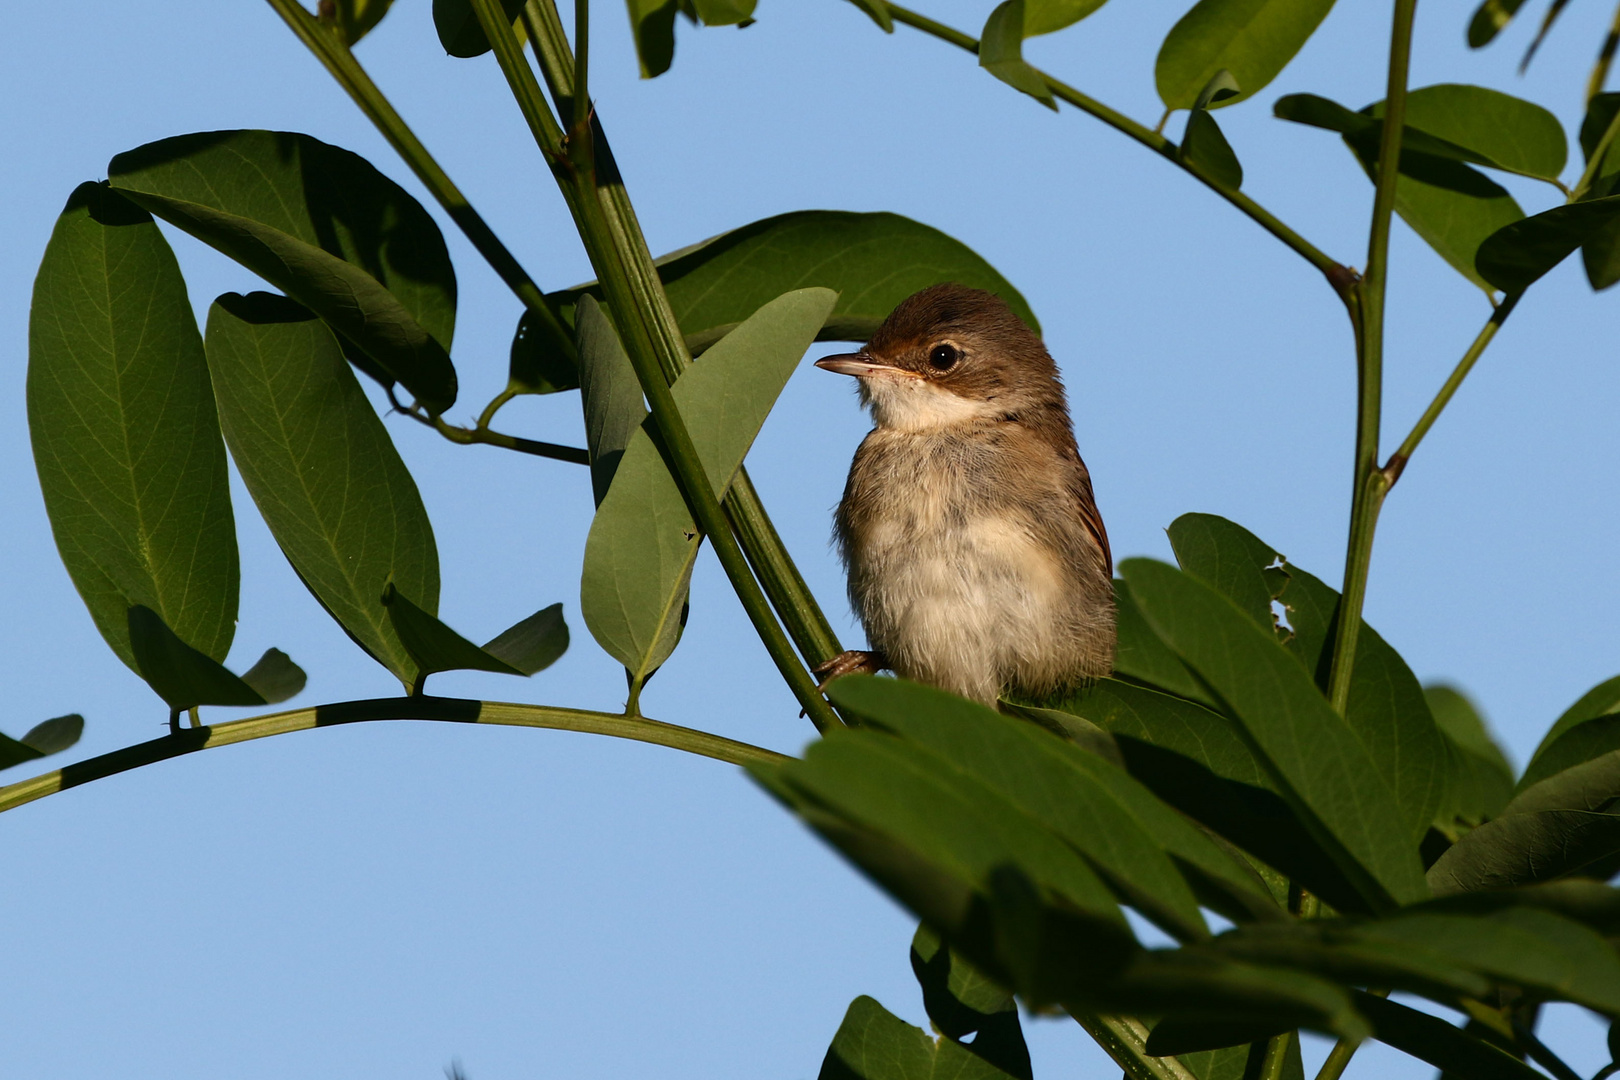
[814,283,1064,433]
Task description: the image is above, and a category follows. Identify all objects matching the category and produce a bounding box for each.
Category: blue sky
[2,0,1617,1076]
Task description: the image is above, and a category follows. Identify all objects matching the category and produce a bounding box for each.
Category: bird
[812,283,1115,708]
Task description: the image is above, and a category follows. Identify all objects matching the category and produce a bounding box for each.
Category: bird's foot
[811,650,889,693]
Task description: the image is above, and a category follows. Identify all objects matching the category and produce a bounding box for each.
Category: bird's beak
[814,352,911,378]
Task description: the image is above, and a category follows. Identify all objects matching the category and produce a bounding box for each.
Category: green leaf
[1354,992,1546,1080]
[0,715,85,773]
[627,0,679,78]
[911,926,1032,1080]
[382,584,523,688]
[1166,512,1283,634]
[1163,1032,1303,1079]
[1477,195,1620,293]
[482,603,570,675]
[1580,94,1620,289]
[1121,558,1428,912]
[1112,581,1217,707]
[551,211,1039,347]
[127,604,265,710]
[1427,684,1513,828]
[328,0,395,45]
[1524,674,1620,783]
[1181,110,1244,190]
[843,0,894,32]
[21,714,85,757]
[1155,0,1336,111]
[109,130,457,413]
[1055,679,1364,914]
[204,292,439,683]
[1468,0,1530,48]
[1274,93,1527,292]
[576,297,647,507]
[508,308,580,395]
[818,995,1025,1080]
[1024,0,1110,35]
[28,182,239,674]
[239,648,307,705]
[433,0,525,58]
[1394,85,1567,183]
[979,1,1058,110]
[830,677,1211,942]
[580,288,836,685]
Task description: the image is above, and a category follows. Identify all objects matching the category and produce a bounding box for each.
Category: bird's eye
[928,343,960,371]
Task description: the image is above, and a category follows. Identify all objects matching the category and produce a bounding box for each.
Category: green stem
[878,1,1349,292]
[1257,1032,1297,1080]
[1326,0,1419,716]
[469,0,843,731]
[262,0,576,364]
[1071,1014,1199,1080]
[0,697,785,817]
[524,0,843,670]
[477,386,520,431]
[389,389,591,464]
[1588,0,1620,104]
[1382,294,1519,488]
[572,0,589,136]
[1312,1037,1362,1080]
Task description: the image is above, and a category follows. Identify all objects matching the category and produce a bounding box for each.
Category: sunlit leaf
[979,1,1058,109]
[28,182,239,673]
[1467,0,1530,48]
[109,130,457,413]
[1156,0,1336,111]
[580,288,836,686]
[204,292,439,683]
[239,648,307,705]
[551,211,1039,347]
[818,995,1025,1080]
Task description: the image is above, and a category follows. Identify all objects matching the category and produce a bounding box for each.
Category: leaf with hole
[109,130,457,412]
[204,292,439,684]
[28,182,240,675]
[1156,0,1336,111]
[580,288,835,690]
[1121,558,1428,912]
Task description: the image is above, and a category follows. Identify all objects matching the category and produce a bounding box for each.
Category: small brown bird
[813,283,1115,707]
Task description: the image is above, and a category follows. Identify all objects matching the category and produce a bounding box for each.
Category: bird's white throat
[860,370,999,433]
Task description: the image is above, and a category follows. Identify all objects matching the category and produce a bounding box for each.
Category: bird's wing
[1068,458,1112,576]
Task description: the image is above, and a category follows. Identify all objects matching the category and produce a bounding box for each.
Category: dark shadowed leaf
[1581,94,1620,289]
[29,183,239,673]
[911,925,1032,1080]
[580,288,835,686]
[1153,1028,1303,1076]
[382,583,523,687]
[818,995,1025,1080]
[1477,195,1620,293]
[551,211,1039,348]
[328,0,395,45]
[1181,110,1244,190]
[127,605,265,709]
[1355,992,1545,1080]
[482,603,569,675]
[1121,558,1428,912]
[576,297,647,507]
[204,292,439,683]
[109,130,457,412]
[239,648,307,704]
[1155,0,1336,111]
[979,1,1058,109]
[508,308,580,394]
[433,0,525,57]
[1468,0,1530,47]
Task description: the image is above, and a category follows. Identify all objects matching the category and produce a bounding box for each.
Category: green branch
[0,697,785,817]
[1326,0,1419,716]
[467,0,844,731]
[878,1,1348,289]
[262,0,577,366]
[1072,1014,1199,1080]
